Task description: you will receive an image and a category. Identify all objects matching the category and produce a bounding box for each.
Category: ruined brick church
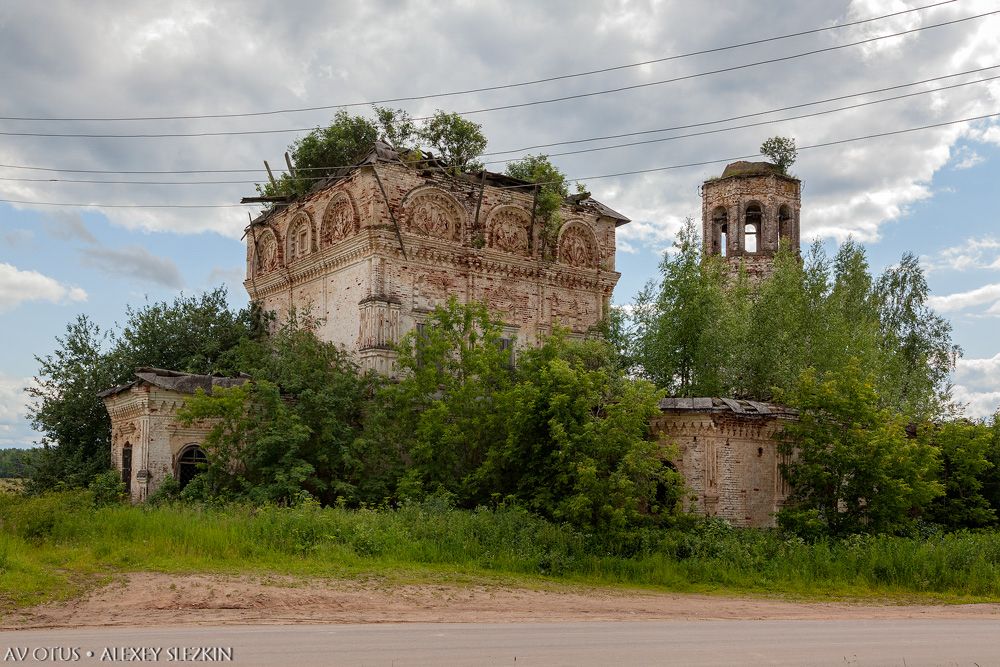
[103,149,802,527]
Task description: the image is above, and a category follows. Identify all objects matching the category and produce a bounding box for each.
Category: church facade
[244,142,629,374]
[104,154,802,526]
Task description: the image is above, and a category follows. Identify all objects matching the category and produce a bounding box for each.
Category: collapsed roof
[99,367,249,399]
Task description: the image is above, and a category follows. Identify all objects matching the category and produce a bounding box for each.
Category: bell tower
[701,161,801,280]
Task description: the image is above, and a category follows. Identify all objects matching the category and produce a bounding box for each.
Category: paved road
[3,620,999,665]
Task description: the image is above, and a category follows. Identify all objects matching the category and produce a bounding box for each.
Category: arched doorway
[177,445,207,489]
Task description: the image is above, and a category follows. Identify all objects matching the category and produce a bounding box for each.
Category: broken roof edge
[704,160,801,184]
[246,140,630,226]
[659,396,796,418]
[98,368,251,399]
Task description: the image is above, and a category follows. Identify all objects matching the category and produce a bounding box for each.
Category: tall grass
[3,491,1000,611]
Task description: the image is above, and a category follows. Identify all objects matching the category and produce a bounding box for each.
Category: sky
[1,0,999,448]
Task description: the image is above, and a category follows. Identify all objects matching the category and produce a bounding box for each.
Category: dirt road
[4,572,1000,630]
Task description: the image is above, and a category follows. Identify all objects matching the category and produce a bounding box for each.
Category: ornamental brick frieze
[557,221,599,268]
[402,188,465,242]
[320,193,359,247]
[482,282,532,320]
[486,206,532,257]
[412,270,458,311]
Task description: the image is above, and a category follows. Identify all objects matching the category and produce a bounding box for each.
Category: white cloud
[928,283,1000,315]
[951,385,1000,420]
[0,1,994,247]
[952,147,985,170]
[951,352,1000,419]
[0,263,88,313]
[922,237,1000,273]
[0,374,36,448]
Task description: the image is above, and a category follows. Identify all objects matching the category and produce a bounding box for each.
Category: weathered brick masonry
[100,368,248,502]
[244,142,629,374]
[702,160,801,281]
[651,398,795,527]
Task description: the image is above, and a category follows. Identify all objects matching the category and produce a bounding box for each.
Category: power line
[502,74,1000,162]
[482,65,1000,156]
[0,1,957,124]
[499,110,1000,188]
[0,10,993,139]
[2,110,996,207]
[1,68,993,186]
[444,10,1000,119]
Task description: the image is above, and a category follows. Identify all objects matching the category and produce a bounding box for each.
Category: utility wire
[1,110,996,207]
[506,74,1000,161]
[445,10,1000,119]
[0,1,956,123]
[1,69,994,185]
[0,9,993,139]
[482,64,1000,156]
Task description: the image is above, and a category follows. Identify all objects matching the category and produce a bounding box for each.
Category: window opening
[121,443,132,495]
[178,445,207,489]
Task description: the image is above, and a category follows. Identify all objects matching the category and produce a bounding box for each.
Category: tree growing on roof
[759,136,797,174]
[258,107,489,199]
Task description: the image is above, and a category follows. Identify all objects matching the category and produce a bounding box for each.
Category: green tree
[27,315,114,489]
[0,448,42,479]
[361,299,512,503]
[418,110,488,172]
[873,252,959,417]
[631,218,730,395]
[480,334,679,530]
[924,420,996,529]
[504,154,572,258]
[777,362,943,536]
[760,136,797,174]
[260,110,379,199]
[28,289,252,491]
[179,312,371,505]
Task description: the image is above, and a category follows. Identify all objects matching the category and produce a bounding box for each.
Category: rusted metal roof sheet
[658,396,795,418]
[99,368,249,399]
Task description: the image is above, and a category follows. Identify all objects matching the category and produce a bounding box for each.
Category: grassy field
[3,491,1000,612]
[0,479,23,494]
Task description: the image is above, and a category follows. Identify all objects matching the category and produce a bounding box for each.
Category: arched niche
[485,205,531,256]
[400,187,465,242]
[556,220,599,268]
[743,201,763,254]
[176,444,207,489]
[710,205,729,257]
[253,228,281,274]
[320,192,359,247]
[286,213,314,262]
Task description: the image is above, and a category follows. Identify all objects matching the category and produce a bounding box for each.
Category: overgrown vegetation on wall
[623,219,1000,536]
[176,300,681,533]
[26,244,1000,540]
[27,289,256,490]
[257,107,490,199]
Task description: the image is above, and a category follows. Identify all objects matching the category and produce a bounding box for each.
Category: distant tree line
[0,447,41,478]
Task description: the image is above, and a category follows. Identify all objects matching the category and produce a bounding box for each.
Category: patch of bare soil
[5,572,1000,629]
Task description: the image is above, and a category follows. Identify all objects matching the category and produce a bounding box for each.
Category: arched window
[711,206,728,257]
[121,443,132,495]
[744,203,762,253]
[778,204,793,246]
[177,445,207,489]
[286,216,312,261]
